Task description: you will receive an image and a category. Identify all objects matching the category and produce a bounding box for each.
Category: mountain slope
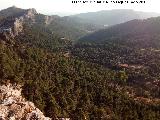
[0,33,160,119]
[71,9,160,26]
[0,6,26,20]
[72,16,160,100]
[0,6,100,42]
[0,6,160,119]
[79,17,160,47]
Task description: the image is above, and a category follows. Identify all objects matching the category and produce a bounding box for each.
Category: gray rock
[0,83,51,120]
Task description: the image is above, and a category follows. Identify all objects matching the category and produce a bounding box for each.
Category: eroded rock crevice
[0,83,51,120]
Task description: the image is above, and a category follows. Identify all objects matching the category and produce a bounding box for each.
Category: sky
[0,0,160,16]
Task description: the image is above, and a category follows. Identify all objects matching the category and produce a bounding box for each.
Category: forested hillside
[72,16,160,100]
[79,17,160,44]
[0,6,100,41]
[71,9,160,26]
[1,36,160,119]
[0,6,160,119]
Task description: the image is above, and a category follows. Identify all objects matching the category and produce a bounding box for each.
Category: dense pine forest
[0,6,160,119]
[1,36,160,119]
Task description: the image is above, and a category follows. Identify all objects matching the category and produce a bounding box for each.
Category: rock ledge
[0,83,51,120]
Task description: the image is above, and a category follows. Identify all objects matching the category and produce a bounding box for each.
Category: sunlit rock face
[0,83,51,120]
[0,7,37,37]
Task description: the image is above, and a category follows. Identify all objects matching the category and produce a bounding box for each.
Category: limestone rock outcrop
[0,83,51,120]
[44,16,54,25]
[0,7,37,38]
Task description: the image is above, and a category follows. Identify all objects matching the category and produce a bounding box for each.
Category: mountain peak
[0,7,38,37]
[5,6,22,11]
[10,5,17,8]
[27,8,37,15]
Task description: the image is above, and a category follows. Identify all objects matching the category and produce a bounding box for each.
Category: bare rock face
[12,8,37,36]
[25,8,37,19]
[0,7,37,38]
[44,16,54,25]
[0,83,51,120]
[13,18,24,36]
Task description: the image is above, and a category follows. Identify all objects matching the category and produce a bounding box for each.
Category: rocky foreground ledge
[0,83,51,120]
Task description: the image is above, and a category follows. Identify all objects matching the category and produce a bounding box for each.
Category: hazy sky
[0,0,160,16]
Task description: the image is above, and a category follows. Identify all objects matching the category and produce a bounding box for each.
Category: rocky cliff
[0,83,51,120]
[0,7,37,38]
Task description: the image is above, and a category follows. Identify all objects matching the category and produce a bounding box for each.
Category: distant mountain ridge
[0,6,37,38]
[0,6,102,52]
[0,6,100,41]
[79,16,160,48]
[0,6,160,120]
[73,15,160,99]
[1,7,160,42]
[71,9,160,26]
